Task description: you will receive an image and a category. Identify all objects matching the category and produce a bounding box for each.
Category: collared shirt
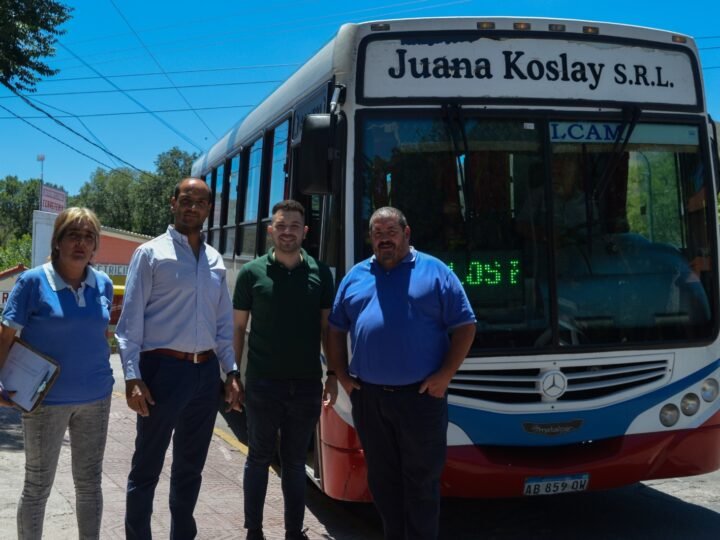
[233,248,334,379]
[2,263,114,405]
[329,248,476,385]
[115,226,236,380]
[42,262,94,307]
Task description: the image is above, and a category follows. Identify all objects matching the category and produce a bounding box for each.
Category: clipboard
[0,338,60,413]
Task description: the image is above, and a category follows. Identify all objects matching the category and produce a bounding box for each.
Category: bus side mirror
[297,114,333,195]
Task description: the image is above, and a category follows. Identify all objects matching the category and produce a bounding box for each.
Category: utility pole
[37,154,45,210]
[37,154,45,182]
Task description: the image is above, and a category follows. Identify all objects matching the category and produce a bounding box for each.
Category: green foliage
[70,168,135,231]
[0,233,31,269]
[130,147,197,236]
[626,152,683,246]
[0,0,72,93]
[1,147,197,255]
[0,175,63,241]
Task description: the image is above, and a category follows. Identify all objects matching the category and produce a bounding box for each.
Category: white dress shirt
[115,226,236,379]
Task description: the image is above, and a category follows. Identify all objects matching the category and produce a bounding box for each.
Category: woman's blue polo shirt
[329,248,475,385]
[2,263,114,405]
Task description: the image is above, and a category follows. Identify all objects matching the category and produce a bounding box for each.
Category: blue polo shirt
[2,263,114,405]
[329,248,475,385]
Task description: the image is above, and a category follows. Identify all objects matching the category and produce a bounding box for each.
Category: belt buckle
[193,352,199,364]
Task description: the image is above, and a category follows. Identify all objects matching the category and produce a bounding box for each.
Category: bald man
[116,178,240,540]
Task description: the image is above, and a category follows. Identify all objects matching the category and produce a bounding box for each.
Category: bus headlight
[659,404,680,427]
[701,379,719,402]
[680,393,700,416]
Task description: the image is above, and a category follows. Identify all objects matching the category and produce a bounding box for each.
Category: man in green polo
[232,199,335,540]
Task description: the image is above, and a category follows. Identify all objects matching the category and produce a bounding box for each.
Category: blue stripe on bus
[448,359,720,446]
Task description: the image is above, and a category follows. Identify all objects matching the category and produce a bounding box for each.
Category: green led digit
[509,259,520,285]
[483,261,502,285]
[466,261,481,285]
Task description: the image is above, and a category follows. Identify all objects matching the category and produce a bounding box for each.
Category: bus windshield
[359,114,715,351]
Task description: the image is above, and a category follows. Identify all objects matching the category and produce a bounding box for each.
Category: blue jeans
[350,383,448,540]
[18,395,111,540]
[125,353,222,540]
[243,377,322,533]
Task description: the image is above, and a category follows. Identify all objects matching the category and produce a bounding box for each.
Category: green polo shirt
[233,248,335,379]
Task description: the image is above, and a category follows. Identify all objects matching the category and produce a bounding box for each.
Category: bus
[192,17,720,500]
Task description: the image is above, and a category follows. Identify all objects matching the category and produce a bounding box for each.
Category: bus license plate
[523,474,589,496]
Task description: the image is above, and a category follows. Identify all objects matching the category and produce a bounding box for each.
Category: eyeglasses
[65,230,96,244]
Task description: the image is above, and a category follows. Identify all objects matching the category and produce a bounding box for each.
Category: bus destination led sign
[437,251,523,305]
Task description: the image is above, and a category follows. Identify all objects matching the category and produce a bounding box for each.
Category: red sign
[41,185,67,214]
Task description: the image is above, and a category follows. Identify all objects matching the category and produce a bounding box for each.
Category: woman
[0,207,114,540]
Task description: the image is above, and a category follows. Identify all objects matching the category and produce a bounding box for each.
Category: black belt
[144,348,213,364]
[360,380,424,392]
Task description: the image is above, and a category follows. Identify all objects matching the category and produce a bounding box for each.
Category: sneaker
[285,529,310,540]
[246,529,266,540]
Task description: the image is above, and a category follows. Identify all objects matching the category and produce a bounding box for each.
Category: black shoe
[285,529,310,540]
[246,529,266,540]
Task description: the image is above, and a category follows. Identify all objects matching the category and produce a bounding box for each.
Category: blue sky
[1,0,718,195]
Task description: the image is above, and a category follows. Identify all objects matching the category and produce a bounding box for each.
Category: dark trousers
[350,383,448,540]
[125,353,222,540]
[243,377,322,533]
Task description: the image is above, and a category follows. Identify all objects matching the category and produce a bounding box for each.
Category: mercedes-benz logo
[540,370,568,399]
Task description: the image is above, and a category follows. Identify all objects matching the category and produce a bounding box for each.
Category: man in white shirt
[116,177,240,540]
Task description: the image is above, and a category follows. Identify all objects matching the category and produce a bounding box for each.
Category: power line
[0,104,255,119]
[51,1,460,71]
[0,102,139,176]
[59,43,204,151]
[44,64,300,82]
[3,83,148,173]
[60,0,323,47]
[29,96,124,169]
[0,80,283,99]
[55,0,436,62]
[109,0,217,139]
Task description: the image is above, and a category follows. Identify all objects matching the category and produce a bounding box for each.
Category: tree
[0,175,64,242]
[0,0,72,93]
[155,146,197,181]
[130,147,197,236]
[70,168,135,231]
[0,233,31,269]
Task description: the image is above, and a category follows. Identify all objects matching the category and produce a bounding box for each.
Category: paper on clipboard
[0,338,59,412]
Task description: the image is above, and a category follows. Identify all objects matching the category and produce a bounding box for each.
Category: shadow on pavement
[217,394,248,444]
[305,487,382,540]
[437,483,720,539]
[216,394,383,539]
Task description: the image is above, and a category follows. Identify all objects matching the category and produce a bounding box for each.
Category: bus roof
[191,17,698,177]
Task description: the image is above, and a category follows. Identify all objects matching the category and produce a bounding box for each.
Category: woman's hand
[0,388,16,407]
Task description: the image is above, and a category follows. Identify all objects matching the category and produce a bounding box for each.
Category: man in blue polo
[326,206,476,540]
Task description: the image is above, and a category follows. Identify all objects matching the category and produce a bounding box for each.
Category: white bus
[193,17,720,500]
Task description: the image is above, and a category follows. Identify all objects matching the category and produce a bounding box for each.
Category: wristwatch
[226,370,240,380]
[326,370,337,377]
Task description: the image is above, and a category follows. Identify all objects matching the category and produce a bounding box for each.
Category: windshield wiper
[442,103,476,251]
[594,105,642,200]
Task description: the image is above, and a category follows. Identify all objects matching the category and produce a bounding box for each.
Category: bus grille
[448,358,670,404]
